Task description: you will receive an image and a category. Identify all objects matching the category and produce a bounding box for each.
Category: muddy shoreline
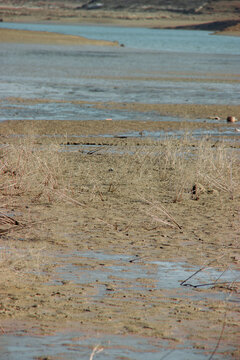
[0,118,239,358]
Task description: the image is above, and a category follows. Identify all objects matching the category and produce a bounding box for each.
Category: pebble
[227,116,237,123]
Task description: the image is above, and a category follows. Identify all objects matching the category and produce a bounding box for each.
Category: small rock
[227,116,237,123]
[191,183,206,200]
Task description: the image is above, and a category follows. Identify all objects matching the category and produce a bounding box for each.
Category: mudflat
[0,118,239,358]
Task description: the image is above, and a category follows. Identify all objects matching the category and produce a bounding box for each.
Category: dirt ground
[0,117,239,358]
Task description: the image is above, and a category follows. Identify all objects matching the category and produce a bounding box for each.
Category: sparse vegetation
[0,139,67,203]
[0,128,239,357]
[1,134,239,237]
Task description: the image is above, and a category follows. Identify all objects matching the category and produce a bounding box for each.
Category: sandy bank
[0,28,119,46]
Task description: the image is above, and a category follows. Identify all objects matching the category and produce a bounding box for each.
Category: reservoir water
[0,23,240,122]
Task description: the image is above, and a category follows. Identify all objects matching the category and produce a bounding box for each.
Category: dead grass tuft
[153,136,240,202]
[0,135,239,237]
[0,138,68,203]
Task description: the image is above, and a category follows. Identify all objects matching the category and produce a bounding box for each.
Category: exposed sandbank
[0,28,119,46]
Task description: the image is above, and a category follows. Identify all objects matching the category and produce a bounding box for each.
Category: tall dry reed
[0,138,67,203]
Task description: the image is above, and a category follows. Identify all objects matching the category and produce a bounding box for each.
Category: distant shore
[0,3,239,36]
[0,18,239,47]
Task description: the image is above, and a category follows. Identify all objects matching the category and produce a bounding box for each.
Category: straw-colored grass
[0,138,68,203]
[0,135,239,236]
[152,136,240,201]
[1,136,239,204]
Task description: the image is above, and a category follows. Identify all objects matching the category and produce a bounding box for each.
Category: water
[0,249,238,360]
[0,332,228,360]
[0,23,240,125]
[1,22,240,54]
[53,251,239,301]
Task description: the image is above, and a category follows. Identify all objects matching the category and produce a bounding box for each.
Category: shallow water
[0,23,240,127]
[52,251,239,302]
[0,249,238,360]
[0,331,229,360]
[1,22,240,54]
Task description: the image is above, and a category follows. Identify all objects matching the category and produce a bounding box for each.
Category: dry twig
[141,197,182,229]
[89,344,104,360]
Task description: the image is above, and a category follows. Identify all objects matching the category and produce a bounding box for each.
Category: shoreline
[0,5,239,36]
[0,20,239,46]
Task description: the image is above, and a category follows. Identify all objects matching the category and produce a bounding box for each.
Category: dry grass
[1,135,239,204]
[0,135,239,237]
[152,136,240,201]
[0,138,68,203]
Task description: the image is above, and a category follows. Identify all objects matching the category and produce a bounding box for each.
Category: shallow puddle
[59,126,240,148]
[0,100,161,122]
[0,249,238,359]
[0,331,233,360]
[52,251,239,303]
